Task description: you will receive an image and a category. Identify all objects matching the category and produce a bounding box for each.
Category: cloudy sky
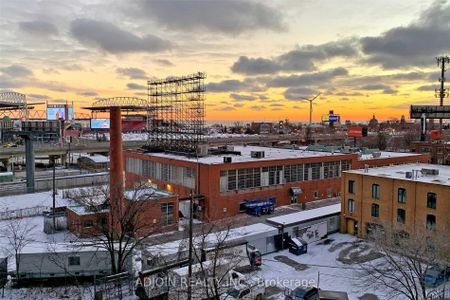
[0,0,449,121]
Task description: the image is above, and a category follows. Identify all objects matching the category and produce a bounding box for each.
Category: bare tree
[188,221,251,300]
[68,184,164,275]
[358,226,450,300]
[0,219,37,285]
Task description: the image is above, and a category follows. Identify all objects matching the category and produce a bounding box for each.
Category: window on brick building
[371,184,380,199]
[397,209,406,224]
[348,180,355,194]
[371,204,379,217]
[398,188,407,203]
[427,192,436,209]
[426,214,436,230]
[348,199,355,213]
[83,220,94,228]
[161,203,174,226]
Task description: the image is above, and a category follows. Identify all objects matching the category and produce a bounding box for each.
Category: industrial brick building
[125,145,428,221]
[67,187,178,237]
[341,163,450,237]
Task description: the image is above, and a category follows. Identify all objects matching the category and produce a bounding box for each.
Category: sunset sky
[0,0,449,122]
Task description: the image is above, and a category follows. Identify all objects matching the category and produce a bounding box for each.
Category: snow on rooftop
[359,151,423,160]
[145,145,350,165]
[345,163,450,187]
[266,204,341,226]
[146,223,277,257]
[79,154,109,163]
[0,191,73,212]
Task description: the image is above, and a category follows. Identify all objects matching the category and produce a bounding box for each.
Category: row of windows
[348,180,438,209]
[220,160,352,192]
[368,203,436,230]
[126,157,195,189]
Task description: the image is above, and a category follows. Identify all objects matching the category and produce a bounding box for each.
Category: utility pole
[52,160,56,232]
[300,93,321,144]
[436,56,449,130]
[187,190,193,300]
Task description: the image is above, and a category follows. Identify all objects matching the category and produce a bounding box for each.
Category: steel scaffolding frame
[148,72,206,154]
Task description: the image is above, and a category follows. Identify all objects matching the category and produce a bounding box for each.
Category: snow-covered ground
[253,233,391,300]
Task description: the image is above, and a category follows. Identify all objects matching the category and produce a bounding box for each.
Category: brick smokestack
[109,107,124,226]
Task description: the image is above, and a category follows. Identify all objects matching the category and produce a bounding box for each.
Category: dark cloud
[70,19,171,54]
[0,65,33,77]
[283,87,318,100]
[231,40,356,75]
[127,82,147,90]
[417,84,437,91]
[133,0,283,34]
[334,91,365,97]
[233,103,245,108]
[19,20,58,36]
[250,105,266,111]
[206,79,253,92]
[270,103,284,107]
[79,91,98,97]
[229,93,256,101]
[154,59,174,66]
[217,106,236,111]
[231,57,280,75]
[267,67,348,88]
[361,1,450,69]
[360,84,398,94]
[117,67,148,79]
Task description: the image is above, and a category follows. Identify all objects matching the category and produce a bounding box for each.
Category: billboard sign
[348,127,363,137]
[91,119,110,129]
[410,105,450,119]
[47,104,74,120]
[329,115,339,122]
[47,105,65,120]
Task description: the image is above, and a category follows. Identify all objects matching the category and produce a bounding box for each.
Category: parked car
[222,270,265,300]
[285,287,349,300]
[424,265,450,287]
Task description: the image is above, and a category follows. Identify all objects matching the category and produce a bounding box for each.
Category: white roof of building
[345,163,450,187]
[144,145,350,165]
[266,204,341,226]
[79,154,109,163]
[145,223,278,257]
[358,151,423,161]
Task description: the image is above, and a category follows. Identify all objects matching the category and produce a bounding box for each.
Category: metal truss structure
[148,72,206,155]
[0,91,29,119]
[91,97,149,110]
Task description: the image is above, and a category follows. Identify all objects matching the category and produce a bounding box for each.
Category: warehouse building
[125,145,427,221]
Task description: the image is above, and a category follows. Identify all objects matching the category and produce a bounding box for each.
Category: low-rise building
[125,145,428,221]
[341,163,450,237]
[67,187,178,237]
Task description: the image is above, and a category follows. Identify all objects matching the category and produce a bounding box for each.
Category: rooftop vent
[421,168,439,176]
[405,172,413,179]
[223,157,232,163]
[251,151,265,159]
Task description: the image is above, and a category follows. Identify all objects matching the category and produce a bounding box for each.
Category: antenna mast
[436,56,449,130]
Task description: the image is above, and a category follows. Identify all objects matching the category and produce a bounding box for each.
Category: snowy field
[253,233,396,300]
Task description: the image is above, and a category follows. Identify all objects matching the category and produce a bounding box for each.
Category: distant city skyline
[0,0,449,121]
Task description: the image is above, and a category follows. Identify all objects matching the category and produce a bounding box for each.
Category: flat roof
[145,223,278,257]
[266,203,341,226]
[344,163,450,187]
[141,145,351,165]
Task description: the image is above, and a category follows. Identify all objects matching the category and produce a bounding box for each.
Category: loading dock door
[274,232,290,251]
